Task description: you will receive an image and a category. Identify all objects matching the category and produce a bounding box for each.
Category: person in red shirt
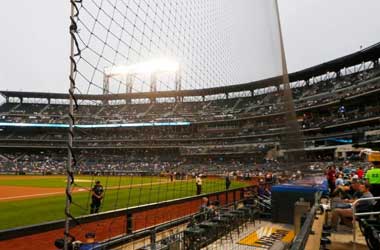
[326,166,336,194]
[357,166,364,179]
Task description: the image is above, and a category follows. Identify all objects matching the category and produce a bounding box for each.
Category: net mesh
[71,0,284,95]
[65,0,304,249]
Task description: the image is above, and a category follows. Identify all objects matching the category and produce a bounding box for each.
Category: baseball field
[0,175,246,230]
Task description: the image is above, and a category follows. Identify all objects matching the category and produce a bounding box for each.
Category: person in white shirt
[335,174,344,187]
[195,175,202,195]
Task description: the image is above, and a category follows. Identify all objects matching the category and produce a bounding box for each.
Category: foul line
[0,180,192,201]
[0,191,71,201]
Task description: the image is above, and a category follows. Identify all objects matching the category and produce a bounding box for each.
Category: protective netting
[64,0,304,249]
[71,0,284,95]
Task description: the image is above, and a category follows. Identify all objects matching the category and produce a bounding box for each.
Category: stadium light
[105,58,179,77]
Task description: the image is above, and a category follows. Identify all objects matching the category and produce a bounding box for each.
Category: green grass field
[0,175,246,230]
[0,175,163,188]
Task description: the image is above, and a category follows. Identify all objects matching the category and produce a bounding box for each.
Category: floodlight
[105,58,179,77]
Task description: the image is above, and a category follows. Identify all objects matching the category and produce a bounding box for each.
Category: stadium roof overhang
[1,42,380,101]
[289,42,380,81]
[0,76,284,101]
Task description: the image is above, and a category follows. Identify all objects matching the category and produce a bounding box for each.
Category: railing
[289,205,317,250]
[92,214,190,250]
[290,191,322,250]
[352,196,380,250]
[91,199,242,250]
[0,186,249,250]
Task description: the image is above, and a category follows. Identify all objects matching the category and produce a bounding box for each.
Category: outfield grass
[0,175,164,188]
[0,177,246,230]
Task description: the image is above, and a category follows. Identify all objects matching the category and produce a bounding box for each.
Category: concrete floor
[201,220,293,250]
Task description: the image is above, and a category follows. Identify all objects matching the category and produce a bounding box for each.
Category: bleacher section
[0,47,380,174]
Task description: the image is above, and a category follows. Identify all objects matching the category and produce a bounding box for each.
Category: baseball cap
[85,232,96,239]
[351,178,359,184]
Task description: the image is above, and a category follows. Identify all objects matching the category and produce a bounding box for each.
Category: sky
[0,0,379,94]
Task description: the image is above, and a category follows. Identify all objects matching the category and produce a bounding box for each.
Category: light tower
[104,58,180,103]
[175,65,182,102]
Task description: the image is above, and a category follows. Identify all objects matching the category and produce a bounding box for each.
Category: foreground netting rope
[64,1,82,248]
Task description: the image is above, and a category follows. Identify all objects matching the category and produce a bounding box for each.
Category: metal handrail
[92,198,250,249]
[290,205,318,250]
[290,191,322,250]
[352,196,380,250]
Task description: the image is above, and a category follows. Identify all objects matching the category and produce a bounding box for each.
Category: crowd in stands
[0,67,379,163]
[0,148,305,179]
[324,160,380,231]
[0,152,66,174]
[293,68,380,107]
[0,150,183,175]
[326,161,368,192]
[180,143,273,155]
[1,67,379,125]
[1,107,380,148]
[0,67,380,189]
[1,120,380,153]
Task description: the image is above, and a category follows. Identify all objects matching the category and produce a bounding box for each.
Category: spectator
[330,182,374,230]
[326,166,336,194]
[199,197,212,221]
[263,184,271,197]
[342,164,351,177]
[365,161,380,211]
[338,105,346,119]
[332,179,362,208]
[335,174,344,187]
[200,197,209,209]
[357,166,364,179]
[79,232,100,250]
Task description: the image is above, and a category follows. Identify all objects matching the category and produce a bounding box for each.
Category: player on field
[90,180,104,214]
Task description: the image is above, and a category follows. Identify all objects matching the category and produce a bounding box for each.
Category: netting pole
[274,0,304,165]
[64,1,76,249]
[274,0,288,79]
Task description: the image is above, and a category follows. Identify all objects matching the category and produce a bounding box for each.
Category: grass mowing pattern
[0,175,164,188]
[0,177,246,230]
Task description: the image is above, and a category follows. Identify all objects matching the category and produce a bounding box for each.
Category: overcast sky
[0,0,379,94]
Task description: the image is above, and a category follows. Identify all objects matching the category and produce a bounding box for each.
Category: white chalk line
[0,180,190,201]
[0,189,88,201]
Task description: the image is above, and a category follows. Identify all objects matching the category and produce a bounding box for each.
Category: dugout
[271,178,328,224]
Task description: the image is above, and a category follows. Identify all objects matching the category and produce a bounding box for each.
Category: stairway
[9,103,21,113]
[139,103,154,117]
[38,104,50,115]
[0,154,9,162]
[95,106,105,116]
[232,98,242,111]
